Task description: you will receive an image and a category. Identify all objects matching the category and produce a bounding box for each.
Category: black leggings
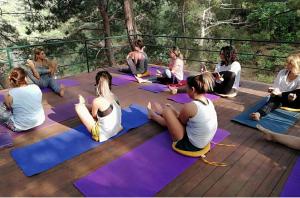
[213,71,236,94]
[258,89,300,117]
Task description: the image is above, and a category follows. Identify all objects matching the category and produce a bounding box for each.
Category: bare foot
[168,85,178,95]
[147,102,155,119]
[59,85,65,97]
[256,124,274,141]
[250,112,260,121]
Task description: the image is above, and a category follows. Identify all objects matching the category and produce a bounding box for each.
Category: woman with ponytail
[75,71,123,142]
[0,67,45,131]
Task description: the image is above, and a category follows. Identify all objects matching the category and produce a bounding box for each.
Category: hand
[288,93,297,102]
[268,87,274,93]
[271,88,281,96]
[78,94,86,104]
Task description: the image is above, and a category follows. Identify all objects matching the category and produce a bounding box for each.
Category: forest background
[0,0,299,88]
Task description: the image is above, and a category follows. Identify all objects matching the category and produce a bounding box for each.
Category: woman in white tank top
[75,71,123,142]
[148,72,218,151]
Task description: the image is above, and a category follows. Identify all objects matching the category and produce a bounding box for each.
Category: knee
[164,69,172,78]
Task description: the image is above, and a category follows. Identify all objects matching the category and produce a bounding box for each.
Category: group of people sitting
[0,42,299,154]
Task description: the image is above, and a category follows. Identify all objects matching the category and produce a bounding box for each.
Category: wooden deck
[0,66,299,196]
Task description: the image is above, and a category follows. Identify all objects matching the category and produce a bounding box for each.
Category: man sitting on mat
[120,39,150,78]
[75,71,123,142]
[250,53,300,121]
[147,72,217,152]
[0,67,45,132]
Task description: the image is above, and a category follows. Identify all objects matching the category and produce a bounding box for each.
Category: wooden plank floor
[0,66,299,196]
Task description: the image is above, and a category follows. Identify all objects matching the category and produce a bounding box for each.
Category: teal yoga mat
[232,97,300,134]
[11,104,149,176]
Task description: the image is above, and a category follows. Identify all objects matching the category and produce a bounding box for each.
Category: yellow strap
[201,157,228,167]
[280,107,300,112]
[211,141,236,147]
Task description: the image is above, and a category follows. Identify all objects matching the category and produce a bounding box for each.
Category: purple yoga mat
[0,132,13,148]
[74,128,230,197]
[112,76,133,86]
[139,83,168,93]
[280,157,300,197]
[41,79,80,93]
[149,66,164,76]
[168,93,220,104]
[0,96,94,138]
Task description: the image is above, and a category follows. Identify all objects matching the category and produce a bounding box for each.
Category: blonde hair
[286,53,300,75]
[170,46,183,60]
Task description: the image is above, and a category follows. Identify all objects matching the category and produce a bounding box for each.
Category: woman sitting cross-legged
[0,67,45,132]
[75,71,123,142]
[213,46,241,96]
[250,53,300,121]
[147,72,218,151]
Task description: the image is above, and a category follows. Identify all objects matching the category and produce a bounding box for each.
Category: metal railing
[0,34,299,85]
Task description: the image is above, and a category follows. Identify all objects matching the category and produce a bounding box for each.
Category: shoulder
[26,59,35,67]
[231,61,241,69]
[182,101,197,116]
[277,69,287,76]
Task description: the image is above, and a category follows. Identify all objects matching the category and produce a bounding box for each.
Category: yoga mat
[168,93,220,104]
[41,79,80,93]
[74,128,230,197]
[112,76,133,86]
[281,157,300,197]
[149,66,164,76]
[139,83,168,93]
[0,97,90,138]
[11,104,149,176]
[0,132,13,149]
[232,97,300,134]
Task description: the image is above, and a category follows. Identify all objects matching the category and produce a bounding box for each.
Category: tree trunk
[98,0,115,67]
[180,0,189,62]
[123,0,137,50]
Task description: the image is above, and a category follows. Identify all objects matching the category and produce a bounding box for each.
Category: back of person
[186,99,217,148]
[97,100,122,142]
[9,84,45,131]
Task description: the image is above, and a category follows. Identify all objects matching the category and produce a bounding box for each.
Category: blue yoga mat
[232,97,300,134]
[11,104,149,176]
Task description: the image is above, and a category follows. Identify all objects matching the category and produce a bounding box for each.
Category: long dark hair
[220,46,237,66]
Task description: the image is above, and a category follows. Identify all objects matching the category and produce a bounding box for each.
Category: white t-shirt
[9,84,45,131]
[215,61,241,89]
[186,99,218,148]
[273,69,300,92]
[170,58,184,81]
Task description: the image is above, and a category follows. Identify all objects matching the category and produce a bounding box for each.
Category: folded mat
[232,97,300,134]
[11,104,149,176]
[74,128,230,197]
[139,83,168,93]
[281,157,300,197]
[168,93,220,104]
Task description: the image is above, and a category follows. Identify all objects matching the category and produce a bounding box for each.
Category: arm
[26,60,40,79]
[4,93,13,110]
[178,102,197,125]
